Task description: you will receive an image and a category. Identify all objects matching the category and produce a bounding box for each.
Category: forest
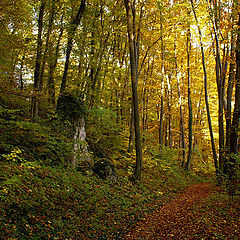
[0,0,240,239]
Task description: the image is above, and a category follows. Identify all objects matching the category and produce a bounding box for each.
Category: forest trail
[125,182,238,240]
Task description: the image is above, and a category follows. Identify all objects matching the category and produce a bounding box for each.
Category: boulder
[56,93,93,167]
[93,159,117,182]
[56,93,85,123]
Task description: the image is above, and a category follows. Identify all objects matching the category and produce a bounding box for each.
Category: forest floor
[125,183,240,240]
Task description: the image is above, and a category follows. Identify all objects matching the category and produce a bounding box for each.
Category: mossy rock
[93,159,117,181]
[56,93,85,122]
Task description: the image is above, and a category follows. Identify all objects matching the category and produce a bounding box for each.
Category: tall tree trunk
[142,81,147,146]
[124,0,143,182]
[159,9,164,152]
[115,89,119,123]
[31,2,45,121]
[164,116,168,146]
[174,41,185,166]
[19,54,25,90]
[166,75,172,148]
[229,13,240,180]
[225,5,236,173]
[186,25,193,170]
[211,5,225,174]
[39,0,56,91]
[159,84,164,150]
[193,89,203,150]
[89,33,110,108]
[128,106,134,153]
[48,15,64,106]
[190,0,218,173]
[59,0,86,95]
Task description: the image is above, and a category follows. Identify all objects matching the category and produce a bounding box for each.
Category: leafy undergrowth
[0,94,73,166]
[0,153,205,239]
[0,145,206,239]
[0,93,210,239]
[198,190,240,239]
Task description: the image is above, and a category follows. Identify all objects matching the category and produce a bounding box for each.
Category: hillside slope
[0,93,211,239]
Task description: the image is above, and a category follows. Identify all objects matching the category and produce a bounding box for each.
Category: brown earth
[125,183,240,240]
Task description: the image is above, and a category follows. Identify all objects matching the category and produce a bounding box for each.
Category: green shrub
[86,106,124,158]
[0,112,73,166]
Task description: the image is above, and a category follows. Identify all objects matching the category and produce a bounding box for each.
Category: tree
[31,1,45,121]
[0,0,32,88]
[159,6,165,152]
[48,15,64,106]
[190,0,218,174]
[229,13,240,181]
[225,1,237,176]
[185,20,193,171]
[124,0,143,182]
[175,45,186,166]
[58,0,86,96]
[39,0,56,91]
[208,0,225,174]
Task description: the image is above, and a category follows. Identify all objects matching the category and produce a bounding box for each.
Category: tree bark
[19,54,25,90]
[229,13,240,180]
[174,41,185,166]
[159,9,164,152]
[210,1,225,173]
[59,0,86,95]
[128,105,134,153]
[48,15,64,106]
[159,87,164,150]
[190,0,218,173]
[186,25,193,170]
[166,75,172,148]
[39,0,56,91]
[225,4,236,174]
[31,1,45,121]
[226,40,235,154]
[124,0,143,182]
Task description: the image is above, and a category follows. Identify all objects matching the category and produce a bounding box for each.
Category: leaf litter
[125,183,240,240]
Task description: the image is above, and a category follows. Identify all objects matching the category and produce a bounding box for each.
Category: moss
[56,93,86,123]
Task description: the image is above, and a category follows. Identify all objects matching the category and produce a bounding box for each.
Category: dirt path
[125,183,216,239]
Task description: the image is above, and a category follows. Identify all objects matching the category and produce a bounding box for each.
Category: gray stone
[93,159,117,181]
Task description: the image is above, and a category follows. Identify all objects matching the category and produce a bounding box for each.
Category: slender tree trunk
[89,33,110,107]
[115,89,119,123]
[166,75,172,148]
[164,116,168,146]
[174,41,185,166]
[226,35,235,154]
[190,0,218,173]
[48,16,64,106]
[142,61,151,146]
[212,11,225,174]
[128,106,134,153]
[124,0,143,182]
[31,2,45,121]
[142,82,147,146]
[186,26,193,170]
[59,0,86,95]
[39,0,56,91]
[177,73,186,166]
[159,9,164,152]
[19,55,25,90]
[225,8,236,173]
[229,13,240,180]
[159,88,164,150]
[193,90,203,149]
